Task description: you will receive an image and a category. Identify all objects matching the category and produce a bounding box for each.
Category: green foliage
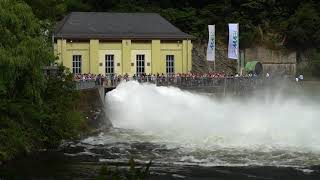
[286,2,320,49]
[22,0,320,50]
[0,0,85,161]
[96,158,152,180]
[23,0,67,20]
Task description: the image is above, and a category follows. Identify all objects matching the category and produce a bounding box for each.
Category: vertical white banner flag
[228,23,239,60]
[206,25,215,61]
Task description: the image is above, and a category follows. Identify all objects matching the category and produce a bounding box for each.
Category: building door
[136,54,145,75]
[105,54,114,76]
[166,55,175,75]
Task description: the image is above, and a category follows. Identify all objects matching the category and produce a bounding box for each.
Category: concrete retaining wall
[77,89,112,129]
[245,46,296,75]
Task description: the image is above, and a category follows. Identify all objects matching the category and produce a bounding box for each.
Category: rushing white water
[104,81,320,166]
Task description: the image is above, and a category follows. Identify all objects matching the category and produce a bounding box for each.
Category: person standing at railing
[155,73,159,85]
[124,73,129,82]
[113,74,118,86]
[299,74,304,82]
[109,74,113,86]
[151,74,155,83]
[176,73,180,85]
[99,75,103,86]
[157,73,160,85]
[142,73,146,82]
[266,72,270,78]
[117,74,122,85]
[161,73,165,85]
[96,74,101,85]
[182,73,186,85]
[137,74,140,83]
[147,73,151,82]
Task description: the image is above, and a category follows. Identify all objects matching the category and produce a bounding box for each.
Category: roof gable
[54,12,194,40]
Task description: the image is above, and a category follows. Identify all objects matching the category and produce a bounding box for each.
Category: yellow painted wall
[55,39,69,69]
[66,49,90,73]
[90,40,99,74]
[161,50,183,74]
[160,41,182,50]
[151,40,161,74]
[160,41,184,74]
[132,42,152,50]
[66,42,89,50]
[55,40,62,63]
[62,40,67,66]
[182,40,188,72]
[122,40,131,74]
[99,42,122,50]
[53,43,58,59]
[99,50,122,75]
[187,40,192,72]
[54,39,192,75]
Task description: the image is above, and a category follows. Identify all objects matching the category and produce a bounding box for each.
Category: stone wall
[192,41,237,74]
[192,43,297,75]
[77,89,112,129]
[244,46,296,75]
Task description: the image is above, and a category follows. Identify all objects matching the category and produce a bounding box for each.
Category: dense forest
[24,0,320,74]
[24,0,320,51]
[1,0,320,161]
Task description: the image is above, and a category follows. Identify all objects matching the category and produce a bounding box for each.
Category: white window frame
[136,54,145,75]
[166,55,175,75]
[105,54,115,76]
[72,55,82,74]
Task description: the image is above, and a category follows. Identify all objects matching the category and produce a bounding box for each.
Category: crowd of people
[72,71,304,92]
[74,73,98,81]
[74,72,226,82]
[73,72,266,87]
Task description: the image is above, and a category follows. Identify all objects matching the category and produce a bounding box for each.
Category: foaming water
[104,81,320,166]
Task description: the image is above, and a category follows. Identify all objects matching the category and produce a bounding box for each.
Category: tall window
[136,54,145,75]
[166,55,175,75]
[105,54,114,75]
[72,55,82,74]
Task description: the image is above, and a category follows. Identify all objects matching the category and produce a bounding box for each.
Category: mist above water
[105,81,320,152]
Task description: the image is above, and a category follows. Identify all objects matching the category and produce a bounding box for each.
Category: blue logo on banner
[210,32,215,50]
[232,31,238,49]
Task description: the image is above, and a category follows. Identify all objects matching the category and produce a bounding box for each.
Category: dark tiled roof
[54,12,194,40]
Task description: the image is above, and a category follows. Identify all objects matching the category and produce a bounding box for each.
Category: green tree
[0,0,85,161]
[23,0,67,20]
[286,2,320,49]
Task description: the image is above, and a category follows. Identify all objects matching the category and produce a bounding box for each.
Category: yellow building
[53,12,194,76]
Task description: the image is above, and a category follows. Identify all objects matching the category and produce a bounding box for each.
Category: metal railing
[74,76,269,96]
[75,80,97,90]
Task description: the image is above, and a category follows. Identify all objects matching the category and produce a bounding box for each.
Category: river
[1,81,320,179]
